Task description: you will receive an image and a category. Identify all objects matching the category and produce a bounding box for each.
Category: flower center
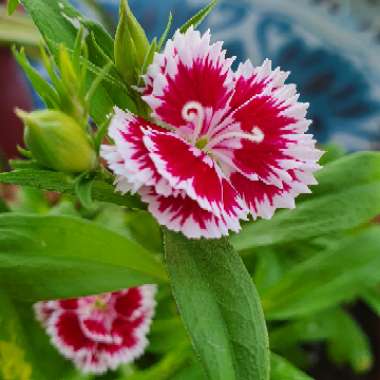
[181,101,265,153]
[195,135,209,150]
[92,296,108,312]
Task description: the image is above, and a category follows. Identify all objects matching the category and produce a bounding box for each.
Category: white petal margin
[101,108,158,194]
[139,187,239,239]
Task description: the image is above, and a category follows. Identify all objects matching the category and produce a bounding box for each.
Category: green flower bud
[16,109,97,173]
[114,0,150,84]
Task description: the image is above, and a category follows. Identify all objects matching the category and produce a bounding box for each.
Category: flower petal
[142,27,234,131]
[143,129,244,220]
[223,59,322,189]
[139,186,243,239]
[101,108,173,196]
[231,171,310,219]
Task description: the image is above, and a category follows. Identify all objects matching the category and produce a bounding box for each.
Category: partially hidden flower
[101,27,323,239]
[34,285,156,374]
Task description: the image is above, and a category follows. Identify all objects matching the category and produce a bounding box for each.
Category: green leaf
[149,318,188,354]
[0,6,40,46]
[362,287,380,316]
[325,309,372,373]
[125,345,190,380]
[7,0,20,15]
[164,231,270,380]
[0,168,144,209]
[13,301,74,379]
[157,12,173,51]
[19,0,134,125]
[254,249,283,294]
[0,214,167,301]
[74,172,95,209]
[261,227,380,319]
[0,197,8,213]
[140,37,157,77]
[270,308,372,373]
[233,152,380,250]
[179,0,217,33]
[270,354,313,380]
[0,290,42,380]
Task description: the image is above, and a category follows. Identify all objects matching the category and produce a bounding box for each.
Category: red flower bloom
[101,27,322,239]
[34,286,156,374]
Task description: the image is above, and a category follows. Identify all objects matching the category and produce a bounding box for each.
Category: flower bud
[16,109,97,173]
[114,0,149,84]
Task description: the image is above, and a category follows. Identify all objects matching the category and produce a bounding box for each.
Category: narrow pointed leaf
[179,0,217,33]
[262,227,380,319]
[0,168,144,209]
[164,231,270,380]
[271,354,313,380]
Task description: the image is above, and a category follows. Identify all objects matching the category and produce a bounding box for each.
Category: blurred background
[1,0,380,379]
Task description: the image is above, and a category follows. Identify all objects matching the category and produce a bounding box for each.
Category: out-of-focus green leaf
[179,0,217,33]
[362,287,380,315]
[0,197,8,213]
[149,318,188,354]
[0,6,40,46]
[7,0,19,15]
[171,363,205,380]
[254,249,283,294]
[0,290,44,380]
[261,227,380,319]
[125,209,162,253]
[270,354,313,380]
[124,345,190,380]
[233,152,380,250]
[326,309,372,373]
[319,144,345,166]
[164,231,270,380]
[14,301,73,379]
[0,169,144,209]
[0,214,167,301]
[13,48,59,109]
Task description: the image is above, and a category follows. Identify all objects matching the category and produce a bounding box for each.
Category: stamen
[207,126,264,149]
[181,101,205,144]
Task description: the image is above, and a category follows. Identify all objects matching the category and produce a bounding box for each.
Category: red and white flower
[34,285,156,374]
[101,27,323,239]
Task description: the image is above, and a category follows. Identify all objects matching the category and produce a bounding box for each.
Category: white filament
[181,101,205,144]
[207,126,264,149]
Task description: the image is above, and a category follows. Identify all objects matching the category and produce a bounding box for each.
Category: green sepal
[17,109,97,173]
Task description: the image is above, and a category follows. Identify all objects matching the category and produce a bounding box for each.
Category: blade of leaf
[157,12,173,51]
[7,0,20,15]
[74,172,95,209]
[164,230,270,380]
[0,168,145,209]
[261,226,380,319]
[270,354,313,380]
[0,289,46,379]
[0,214,167,301]
[179,0,217,33]
[13,47,59,109]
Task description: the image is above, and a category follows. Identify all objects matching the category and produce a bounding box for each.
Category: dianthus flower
[101,27,322,239]
[34,286,156,374]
